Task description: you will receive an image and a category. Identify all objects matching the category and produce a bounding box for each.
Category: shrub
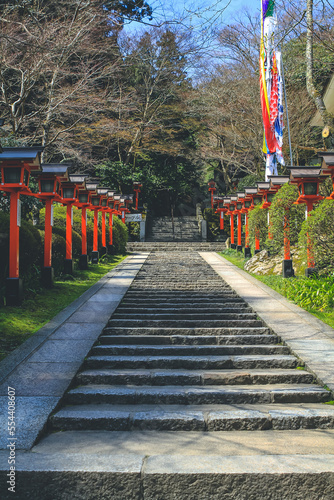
[111,216,128,254]
[267,184,305,255]
[128,222,140,241]
[39,203,104,254]
[299,199,334,275]
[0,211,43,298]
[39,204,128,255]
[248,206,268,252]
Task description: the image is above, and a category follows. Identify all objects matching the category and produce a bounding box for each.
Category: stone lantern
[0,147,43,305]
[34,164,70,285]
[288,167,325,277]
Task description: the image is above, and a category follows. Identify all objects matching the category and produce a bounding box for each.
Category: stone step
[102,327,272,336]
[49,403,334,432]
[116,306,251,314]
[111,313,257,321]
[99,335,278,345]
[124,292,240,299]
[84,354,299,370]
[90,344,289,356]
[116,301,250,307]
[127,245,227,251]
[120,300,247,307]
[65,384,330,406]
[75,369,314,387]
[107,319,264,328]
[146,238,203,242]
[128,288,237,292]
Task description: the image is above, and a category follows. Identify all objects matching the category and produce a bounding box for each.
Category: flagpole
[280,49,293,167]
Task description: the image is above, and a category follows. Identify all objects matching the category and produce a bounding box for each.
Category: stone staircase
[127,241,227,252]
[146,216,202,242]
[49,252,333,433]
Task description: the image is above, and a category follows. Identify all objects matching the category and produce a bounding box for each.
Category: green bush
[39,204,105,254]
[267,184,305,255]
[128,222,140,241]
[248,206,268,252]
[299,199,334,275]
[0,211,43,298]
[111,216,128,254]
[39,204,131,254]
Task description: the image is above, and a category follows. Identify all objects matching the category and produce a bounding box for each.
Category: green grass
[220,248,249,270]
[219,250,334,329]
[0,255,126,361]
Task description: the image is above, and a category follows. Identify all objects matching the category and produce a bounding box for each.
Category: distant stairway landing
[146,216,201,242]
[127,242,227,252]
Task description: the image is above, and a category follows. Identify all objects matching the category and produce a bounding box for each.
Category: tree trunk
[306,0,334,136]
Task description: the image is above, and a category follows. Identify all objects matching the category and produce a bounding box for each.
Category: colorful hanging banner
[260,0,285,179]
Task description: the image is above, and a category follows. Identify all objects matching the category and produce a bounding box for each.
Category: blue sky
[123,0,261,34]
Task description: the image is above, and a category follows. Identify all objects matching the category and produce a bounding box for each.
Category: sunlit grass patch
[0,255,126,361]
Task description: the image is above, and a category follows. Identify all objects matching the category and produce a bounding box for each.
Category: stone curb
[0,451,334,499]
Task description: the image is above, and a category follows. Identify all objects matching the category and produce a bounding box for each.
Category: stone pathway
[1,250,334,499]
[47,252,334,433]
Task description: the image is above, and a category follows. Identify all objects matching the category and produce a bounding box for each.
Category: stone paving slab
[0,253,149,450]
[200,252,334,395]
[32,429,334,456]
[0,362,80,397]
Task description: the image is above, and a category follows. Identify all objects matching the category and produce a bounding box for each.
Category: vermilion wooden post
[237,211,242,251]
[66,204,72,260]
[268,212,273,240]
[91,208,99,264]
[244,211,251,258]
[306,201,315,269]
[78,206,89,270]
[283,211,290,260]
[93,209,98,252]
[230,214,235,247]
[101,211,107,256]
[9,191,20,279]
[245,213,249,248]
[81,207,87,257]
[44,198,53,268]
[255,229,260,253]
[64,203,74,274]
[282,208,294,277]
[101,212,106,247]
[220,211,224,230]
[109,213,113,246]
